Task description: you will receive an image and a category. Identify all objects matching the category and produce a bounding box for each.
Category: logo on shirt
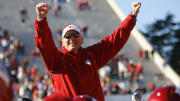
[85,60,91,65]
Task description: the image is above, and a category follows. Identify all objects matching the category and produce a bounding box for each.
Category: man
[34,2,141,101]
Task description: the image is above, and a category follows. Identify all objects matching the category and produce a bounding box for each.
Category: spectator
[56,26,62,48]
[0,70,14,101]
[19,7,28,24]
[81,26,88,38]
[52,0,61,16]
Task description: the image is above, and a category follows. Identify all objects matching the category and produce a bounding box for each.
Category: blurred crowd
[0,0,171,101]
[99,50,166,96]
[0,26,55,101]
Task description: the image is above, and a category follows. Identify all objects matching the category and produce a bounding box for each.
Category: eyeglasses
[64,33,81,39]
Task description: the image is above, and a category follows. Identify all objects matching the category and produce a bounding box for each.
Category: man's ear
[58,38,62,45]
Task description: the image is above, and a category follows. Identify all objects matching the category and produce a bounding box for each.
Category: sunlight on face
[62,30,83,53]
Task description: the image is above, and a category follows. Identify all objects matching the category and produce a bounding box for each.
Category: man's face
[62,30,83,53]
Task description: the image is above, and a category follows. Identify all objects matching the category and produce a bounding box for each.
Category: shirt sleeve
[34,18,63,73]
[86,15,136,69]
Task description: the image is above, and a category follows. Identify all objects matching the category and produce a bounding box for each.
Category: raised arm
[131,2,141,17]
[36,3,49,21]
[34,3,62,73]
[86,2,141,69]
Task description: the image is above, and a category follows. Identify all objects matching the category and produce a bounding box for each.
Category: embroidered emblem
[68,25,73,28]
[85,60,91,65]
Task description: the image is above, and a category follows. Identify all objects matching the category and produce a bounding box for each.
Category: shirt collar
[61,46,82,56]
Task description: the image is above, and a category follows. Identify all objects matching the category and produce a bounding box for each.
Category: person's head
[61,25,83,54]
[147,85,180,101]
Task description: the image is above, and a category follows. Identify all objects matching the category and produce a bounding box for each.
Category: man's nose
[70,37,77,40]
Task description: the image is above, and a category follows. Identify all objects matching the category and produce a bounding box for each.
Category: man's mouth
[70,43,78,46]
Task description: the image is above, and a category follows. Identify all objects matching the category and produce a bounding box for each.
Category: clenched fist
[131,2,141,17]
[36,3,49,21]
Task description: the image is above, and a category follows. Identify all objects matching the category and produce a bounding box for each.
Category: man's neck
[71,48,79,55]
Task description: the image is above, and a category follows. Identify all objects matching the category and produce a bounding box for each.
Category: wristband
[130,11,137,19]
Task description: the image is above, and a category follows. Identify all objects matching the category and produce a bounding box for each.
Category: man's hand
[36,3,49,21]
[131,2,141,17]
